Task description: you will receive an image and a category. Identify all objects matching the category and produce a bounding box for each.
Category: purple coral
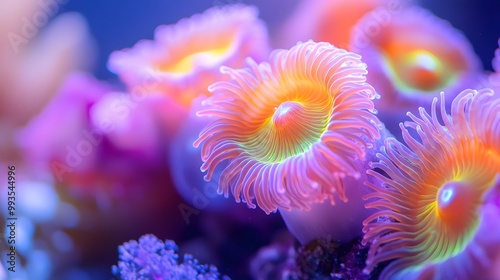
[112,234,230,280]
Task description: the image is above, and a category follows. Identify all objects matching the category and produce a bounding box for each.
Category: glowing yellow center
[161,43,233,74]
[242,81,332,163]
[400,51,444,91]
[382,44,460,94]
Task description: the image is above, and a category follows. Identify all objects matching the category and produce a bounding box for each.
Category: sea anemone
[194,41,382,214]
[277,0,396,49]
[350,7,481,119]
[362,88,500,279]
[108,4,270,108]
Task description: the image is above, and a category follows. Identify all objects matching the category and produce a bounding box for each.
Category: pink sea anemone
[108,4,270,108]
[363,88,500,279]
[194,41,382,214]
[350,7,482,118]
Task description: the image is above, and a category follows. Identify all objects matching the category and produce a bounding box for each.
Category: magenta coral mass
[194,41,382,214]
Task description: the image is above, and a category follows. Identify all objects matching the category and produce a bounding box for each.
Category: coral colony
[1,1,499,279]
[112,235,230,280]
[110,2,499,279]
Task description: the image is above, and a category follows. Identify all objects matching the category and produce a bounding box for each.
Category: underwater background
[0,0,499,279]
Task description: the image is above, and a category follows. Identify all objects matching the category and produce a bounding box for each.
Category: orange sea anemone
[108,4,270,108]
[350,7,482,117]
[277,0,402,49]
[194,41,382,214]
[363,88,500,279]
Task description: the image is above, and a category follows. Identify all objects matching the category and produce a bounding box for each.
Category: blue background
[58,0,500,80]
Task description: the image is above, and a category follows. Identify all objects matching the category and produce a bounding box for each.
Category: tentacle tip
[247,203,257,210]
[219,65,231,74]
[263,209,272,215]
[192,140,200,148]
[362,268,371,275]
[244,56,258,66]
[340,196,349,203]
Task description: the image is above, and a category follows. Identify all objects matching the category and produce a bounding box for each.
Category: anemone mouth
[241,81,332,164]
[194,41,381,213]
[362,89,500,279]
[382,48,458,94]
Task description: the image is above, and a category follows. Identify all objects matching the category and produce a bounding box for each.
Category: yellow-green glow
[241,82,332,164]
[382,49,458,94]
[411,51,440,72]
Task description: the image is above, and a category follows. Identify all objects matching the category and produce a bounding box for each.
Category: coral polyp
[363,88,500,279]
[350,7,481,116]
[278,0,391,49]
[194,41,382,214]
[108,4,270,108]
